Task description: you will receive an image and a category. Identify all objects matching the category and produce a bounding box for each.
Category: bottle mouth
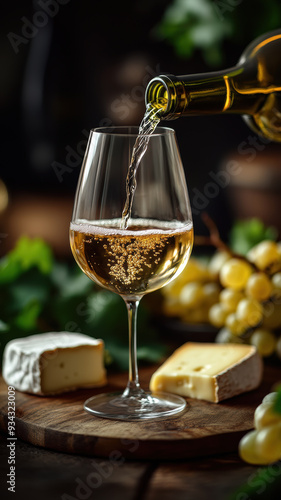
[145,75,186,120]
[145,77,170,116]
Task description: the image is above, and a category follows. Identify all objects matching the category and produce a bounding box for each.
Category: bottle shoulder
[239,29,281,64]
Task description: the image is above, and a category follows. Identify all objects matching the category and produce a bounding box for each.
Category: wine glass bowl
[70,126,193,420]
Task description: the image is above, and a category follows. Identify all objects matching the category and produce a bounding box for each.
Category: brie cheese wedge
[3,332,107,395]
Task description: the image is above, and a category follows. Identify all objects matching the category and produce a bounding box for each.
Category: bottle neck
[145,68,262,119]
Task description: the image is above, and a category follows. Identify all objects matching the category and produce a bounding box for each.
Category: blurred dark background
[1,0,281,257]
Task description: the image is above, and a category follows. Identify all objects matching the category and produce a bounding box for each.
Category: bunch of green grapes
[211,240,281,360]
[161,254,225,324]
[239,392,281,464]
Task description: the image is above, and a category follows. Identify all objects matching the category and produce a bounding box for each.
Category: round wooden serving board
[0,364,279,460]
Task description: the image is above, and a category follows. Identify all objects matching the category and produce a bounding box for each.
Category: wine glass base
[84,391,187,421]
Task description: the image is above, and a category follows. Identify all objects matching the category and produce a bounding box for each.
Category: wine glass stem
[123,298,144,397]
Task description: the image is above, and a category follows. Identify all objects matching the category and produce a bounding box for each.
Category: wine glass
[69,126,193,420]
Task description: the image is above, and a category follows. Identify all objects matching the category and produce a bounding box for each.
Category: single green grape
[219,288,244,312]
[262,392,278,405]
[248,240,281,272]
[179,282,204,308]
[225,313,248,336]
[250,328,276,356]
[236,298,263,327]
[208,303,229,328]
[256,423,281,462]
[254,402,281,430]
[246,272,273,301]
[239,430,270,465]
[220,258,252,291]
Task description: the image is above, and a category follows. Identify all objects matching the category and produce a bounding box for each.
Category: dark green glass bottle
[145,30,281,142]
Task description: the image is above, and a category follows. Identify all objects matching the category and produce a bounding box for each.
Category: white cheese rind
[215,349,262,402]
[2,332,107,395]
[149,342,263,403]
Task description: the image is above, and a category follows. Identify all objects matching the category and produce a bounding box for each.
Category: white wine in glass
[70,126,193,420]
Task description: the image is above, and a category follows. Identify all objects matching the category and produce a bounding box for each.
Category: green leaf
[87,291,124,333]
[7,269,51,312]
[0,258,21,284]
[154,0,232,66]
[14,301,42,330]
[0,236,53,284]
[51,262,93,299]
[229,218,278,255]
[153,0,281,69]
[51,288,123,335]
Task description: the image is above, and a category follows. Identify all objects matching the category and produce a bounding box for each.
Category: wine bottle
[145,30,281,142]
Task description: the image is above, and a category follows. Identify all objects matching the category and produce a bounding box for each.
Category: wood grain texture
[144,455,256,500]
[0,363,280,460]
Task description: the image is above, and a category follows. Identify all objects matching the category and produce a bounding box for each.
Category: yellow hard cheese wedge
[150,342,263,402]
[3,332,107,395]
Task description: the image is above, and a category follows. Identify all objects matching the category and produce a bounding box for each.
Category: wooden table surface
[1,432,281,500]
[1,360,281,499]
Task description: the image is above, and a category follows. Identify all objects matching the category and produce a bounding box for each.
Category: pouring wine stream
[121,103,164,229]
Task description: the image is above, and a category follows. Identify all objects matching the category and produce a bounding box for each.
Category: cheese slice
[149,342,263,403]
[2,332,107,395]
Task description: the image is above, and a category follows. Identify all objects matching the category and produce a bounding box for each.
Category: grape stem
[195,213,233,253]
[195,213,259,269]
